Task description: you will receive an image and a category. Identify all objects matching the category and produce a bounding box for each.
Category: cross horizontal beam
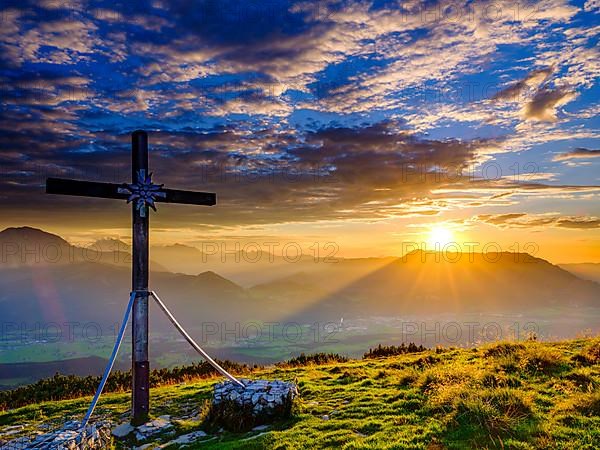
[46,177,216,206]
[46,177,127,200]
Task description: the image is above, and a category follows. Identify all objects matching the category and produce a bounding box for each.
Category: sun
[427,225,455,248]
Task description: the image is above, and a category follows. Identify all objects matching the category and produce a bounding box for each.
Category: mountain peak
[94,238,131,252]
[197,270,226,281]
[194,270,245,292]
[0,226,69,246]
[401,249,549,266]
[168,243,196,249]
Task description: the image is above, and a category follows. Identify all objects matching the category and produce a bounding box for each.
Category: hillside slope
[0,262,256,329]
[1,338,598,449]
[257,250,600,321]
[560,263,600,283]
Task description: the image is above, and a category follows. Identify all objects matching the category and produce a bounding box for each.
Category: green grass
[1,338,599,449]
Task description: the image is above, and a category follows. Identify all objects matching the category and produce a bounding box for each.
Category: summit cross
[46,130,216,424]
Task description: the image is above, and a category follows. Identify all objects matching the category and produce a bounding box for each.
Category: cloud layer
[0,0,598,237]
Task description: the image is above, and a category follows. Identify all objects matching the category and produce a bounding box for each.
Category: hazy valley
[0,226,598,389]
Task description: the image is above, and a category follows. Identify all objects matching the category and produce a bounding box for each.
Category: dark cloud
[474,213,600,229]
[0,120,492,227]
[523,88,576,122]
[475,213,528,225]
[4,112,597,230]
[553,148,600,162]
[488,66,579,124]
[556,217,600,229]
[492,67,553,102]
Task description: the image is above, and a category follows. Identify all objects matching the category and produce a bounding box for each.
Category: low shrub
[0,359,251,411]
[418,366,473,395]
[572,339,600,366]
[375,370,388,380]
[338,370,367,384]
[520,345,566,375]
[555,390,600,420]
[483,342,526,358]
[277,352,349,368]
[413,355,439,368]
[481,372,507,388]
[563,369,597,391]
[453,388,532,434]
[396,368,419,387]
[576,391,600,416]
[364,342,426,359]
[486,342,568,376]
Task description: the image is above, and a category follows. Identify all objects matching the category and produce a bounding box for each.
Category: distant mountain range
[0,260,256,330]
[0,227,598,329]
[256,250,600,321]
[0,226,167,271]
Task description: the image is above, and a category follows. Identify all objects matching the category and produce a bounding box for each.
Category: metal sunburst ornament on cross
[118,170,167,217]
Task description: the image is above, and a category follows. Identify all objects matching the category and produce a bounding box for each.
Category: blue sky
[0,0,598,261]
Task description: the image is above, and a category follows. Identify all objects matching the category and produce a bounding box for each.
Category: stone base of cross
[208,379,298,432]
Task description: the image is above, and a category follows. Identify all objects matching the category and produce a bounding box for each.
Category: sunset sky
[0,0,599,263]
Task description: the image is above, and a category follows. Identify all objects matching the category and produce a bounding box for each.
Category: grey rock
[169,430,208,445]
[112,422,134,438]
[134,444,155,450]
[4,421,111,449]
[135,431,146,442]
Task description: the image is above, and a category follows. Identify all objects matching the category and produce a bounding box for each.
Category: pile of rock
[208,379,298,431]
[112,415,174,442]
[1,420,111,449]
[112,416,214,448]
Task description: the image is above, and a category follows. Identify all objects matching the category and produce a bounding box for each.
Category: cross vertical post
[132,130,150,424]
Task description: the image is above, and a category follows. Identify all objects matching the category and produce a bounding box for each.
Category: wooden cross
[46,130,216,424]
